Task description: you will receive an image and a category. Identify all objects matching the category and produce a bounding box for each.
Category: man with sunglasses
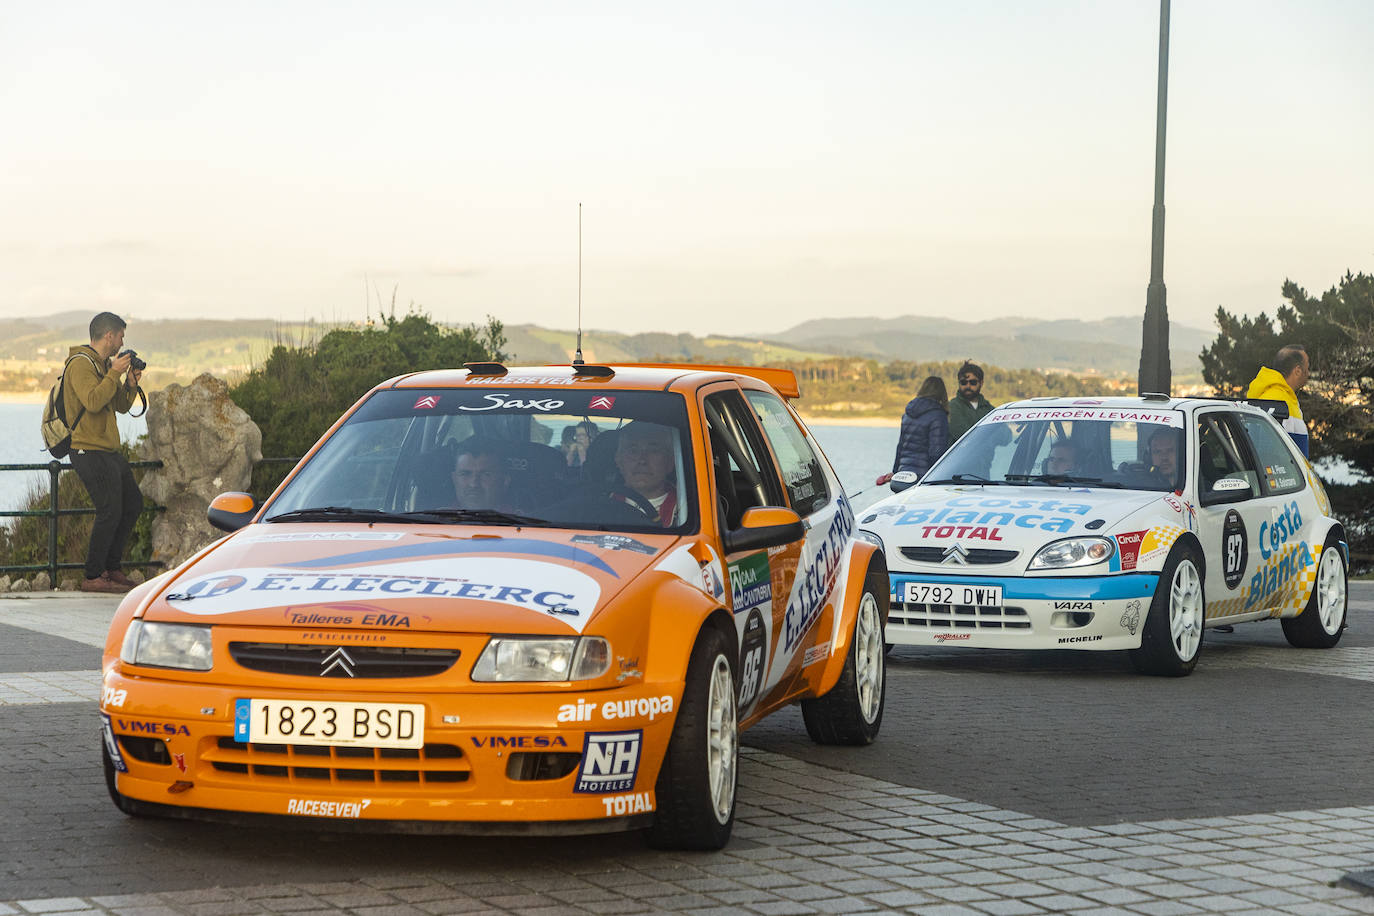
[949,361,996,442]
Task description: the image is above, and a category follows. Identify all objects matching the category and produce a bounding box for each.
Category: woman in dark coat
[889,376,949,490]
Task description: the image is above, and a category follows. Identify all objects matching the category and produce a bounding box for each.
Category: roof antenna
[573,202,584,366]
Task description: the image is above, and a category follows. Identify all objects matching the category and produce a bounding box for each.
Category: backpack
[40,351,98,459]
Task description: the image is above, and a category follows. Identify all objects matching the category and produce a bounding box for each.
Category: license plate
[234,698,424,749]
[903,582,1003,607]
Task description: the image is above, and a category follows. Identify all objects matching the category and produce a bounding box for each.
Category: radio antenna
[573,202,584,365]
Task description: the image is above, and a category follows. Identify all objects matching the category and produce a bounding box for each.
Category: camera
[119,349,147,372]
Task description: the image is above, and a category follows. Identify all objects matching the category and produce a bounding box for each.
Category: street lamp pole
[1138,0,1172,395]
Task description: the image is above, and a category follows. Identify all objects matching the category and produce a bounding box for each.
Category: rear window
[265,388,699,533]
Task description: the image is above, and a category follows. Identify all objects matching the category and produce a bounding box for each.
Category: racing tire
[1282,533,1347,649]
[646,628,738,850]
[102,739,142,817]
[800,579,886,745]
[1129,545,1204,677]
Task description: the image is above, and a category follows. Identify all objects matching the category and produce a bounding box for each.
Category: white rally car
[858,396,1349,676]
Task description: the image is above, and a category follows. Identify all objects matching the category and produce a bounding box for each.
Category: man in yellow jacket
[64,312,144,593]
[1246,344,1310,456]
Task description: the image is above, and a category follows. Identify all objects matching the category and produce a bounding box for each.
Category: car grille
[899,547,1020,564]
[206,738,471,784]
[228,643,461,678]
[890,602,1031,629]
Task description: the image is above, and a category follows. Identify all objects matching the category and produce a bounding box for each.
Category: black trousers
[71,450,143,580]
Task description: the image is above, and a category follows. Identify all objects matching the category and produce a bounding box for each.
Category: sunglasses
[958,377,980,385]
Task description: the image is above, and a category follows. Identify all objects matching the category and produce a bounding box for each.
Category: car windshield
[264,387,698,533]
[925,405,1185,492]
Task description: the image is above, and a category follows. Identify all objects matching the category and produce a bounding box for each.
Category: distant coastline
[0,391,44,405]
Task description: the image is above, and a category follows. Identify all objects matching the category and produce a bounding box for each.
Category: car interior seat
[411,438,457,510]
[581,428,621,490]
[502,440,568,512]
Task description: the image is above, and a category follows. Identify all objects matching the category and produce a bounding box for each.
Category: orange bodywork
[101,364,879,831]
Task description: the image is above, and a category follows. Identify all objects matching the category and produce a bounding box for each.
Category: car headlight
[1028,537,1117,570]
[120,620,213,671]
[471,636,611,682]
[854,528,886,553]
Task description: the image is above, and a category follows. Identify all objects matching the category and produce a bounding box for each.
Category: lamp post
[1138,0,1172,395]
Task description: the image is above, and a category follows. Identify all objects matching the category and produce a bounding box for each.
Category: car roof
[381,363,801,399]
[992,395,1276,417]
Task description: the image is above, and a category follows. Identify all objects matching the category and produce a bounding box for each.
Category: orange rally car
[101,362,888,848]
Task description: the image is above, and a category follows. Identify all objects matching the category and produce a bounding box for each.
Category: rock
[11,578,30,592]
[0,575,9,592]
[59,576,78,592]
[138,373,263,568]
[31,571,51,591]
[129,569,145,585]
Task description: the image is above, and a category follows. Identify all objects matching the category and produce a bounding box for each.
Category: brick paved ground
[2,586,1372,914]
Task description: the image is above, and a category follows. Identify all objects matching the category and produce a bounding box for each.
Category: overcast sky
[3,1,1371,336]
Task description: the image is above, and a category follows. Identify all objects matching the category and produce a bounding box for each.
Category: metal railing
[0,456,300,586]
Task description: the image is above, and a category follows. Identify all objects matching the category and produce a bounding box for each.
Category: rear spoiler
[614,363,801,399]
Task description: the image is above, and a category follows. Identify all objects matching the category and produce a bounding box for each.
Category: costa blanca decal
[163,558,603,632]
[1221,510,1248,590]
[894,496,1092,534]
[575,730,642,794]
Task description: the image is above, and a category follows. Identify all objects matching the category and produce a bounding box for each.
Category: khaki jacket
[62,344,139,453]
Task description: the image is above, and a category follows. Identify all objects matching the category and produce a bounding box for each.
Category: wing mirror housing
[207,492,259,532]
[724,507,805,554]
[1199,478,1252,507]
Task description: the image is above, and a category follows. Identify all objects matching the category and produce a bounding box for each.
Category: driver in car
[452,438,517,512]
[612,421,678,526]
[1149,427,1180,488]
[1043,441,1079,476]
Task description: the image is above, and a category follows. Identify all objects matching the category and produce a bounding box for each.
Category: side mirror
[1199,478,1251,507]
[890,470,919,493]
[207,492,258,532]
[724,506,805,554]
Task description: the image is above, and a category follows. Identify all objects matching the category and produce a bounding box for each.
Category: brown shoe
[106,570,137,588]
[81,575,126,594]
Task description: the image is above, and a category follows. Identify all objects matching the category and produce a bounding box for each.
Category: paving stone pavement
[2,587,1372,914]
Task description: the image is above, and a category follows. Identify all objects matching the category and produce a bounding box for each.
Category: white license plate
[903,582,1003,607]
[234,698,424,749]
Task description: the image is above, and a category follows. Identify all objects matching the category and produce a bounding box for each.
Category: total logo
[602,792,653,817]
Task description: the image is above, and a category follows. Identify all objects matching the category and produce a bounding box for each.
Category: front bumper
[100,672,677,831]
[885,572,1159,650]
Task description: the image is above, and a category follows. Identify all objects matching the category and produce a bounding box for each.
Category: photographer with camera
[64,312,146,593]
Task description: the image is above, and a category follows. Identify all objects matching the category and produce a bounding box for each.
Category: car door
[1230,409,1317,616]
[1194,409,1270,621]
[699,386,795,722]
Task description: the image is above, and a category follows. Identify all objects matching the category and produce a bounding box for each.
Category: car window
[704,390,785,530]
[923,405,1184,492]
[1235,412,1306,497]
[743,390,831,517]
[1196,412,1260,503]
[264,387,699,533]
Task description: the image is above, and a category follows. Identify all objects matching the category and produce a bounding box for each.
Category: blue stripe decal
[284,539,619,577]
[890,572,1158,601]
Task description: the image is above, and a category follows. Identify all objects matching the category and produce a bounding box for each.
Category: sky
[3,1,1371,337]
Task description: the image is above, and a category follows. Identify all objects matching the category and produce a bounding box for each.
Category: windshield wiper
[1004,474,1124,489]
[266,506,430,524]
[923,473,1008,486]
[400,508,552,527]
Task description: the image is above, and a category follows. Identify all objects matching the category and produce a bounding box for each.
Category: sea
[0,403,149,515]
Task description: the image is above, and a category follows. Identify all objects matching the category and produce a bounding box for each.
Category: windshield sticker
[163,558,603,631]
[894,496,1091,534]
[464,375,578,385]
[414,395,440,410]
[280,539,617,578]
[243,532,405,543]
[590,395,616,410]
[571,534,655,555]
[988,408,1182,427]
[728,551,772,613]
[459,394,565,412]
